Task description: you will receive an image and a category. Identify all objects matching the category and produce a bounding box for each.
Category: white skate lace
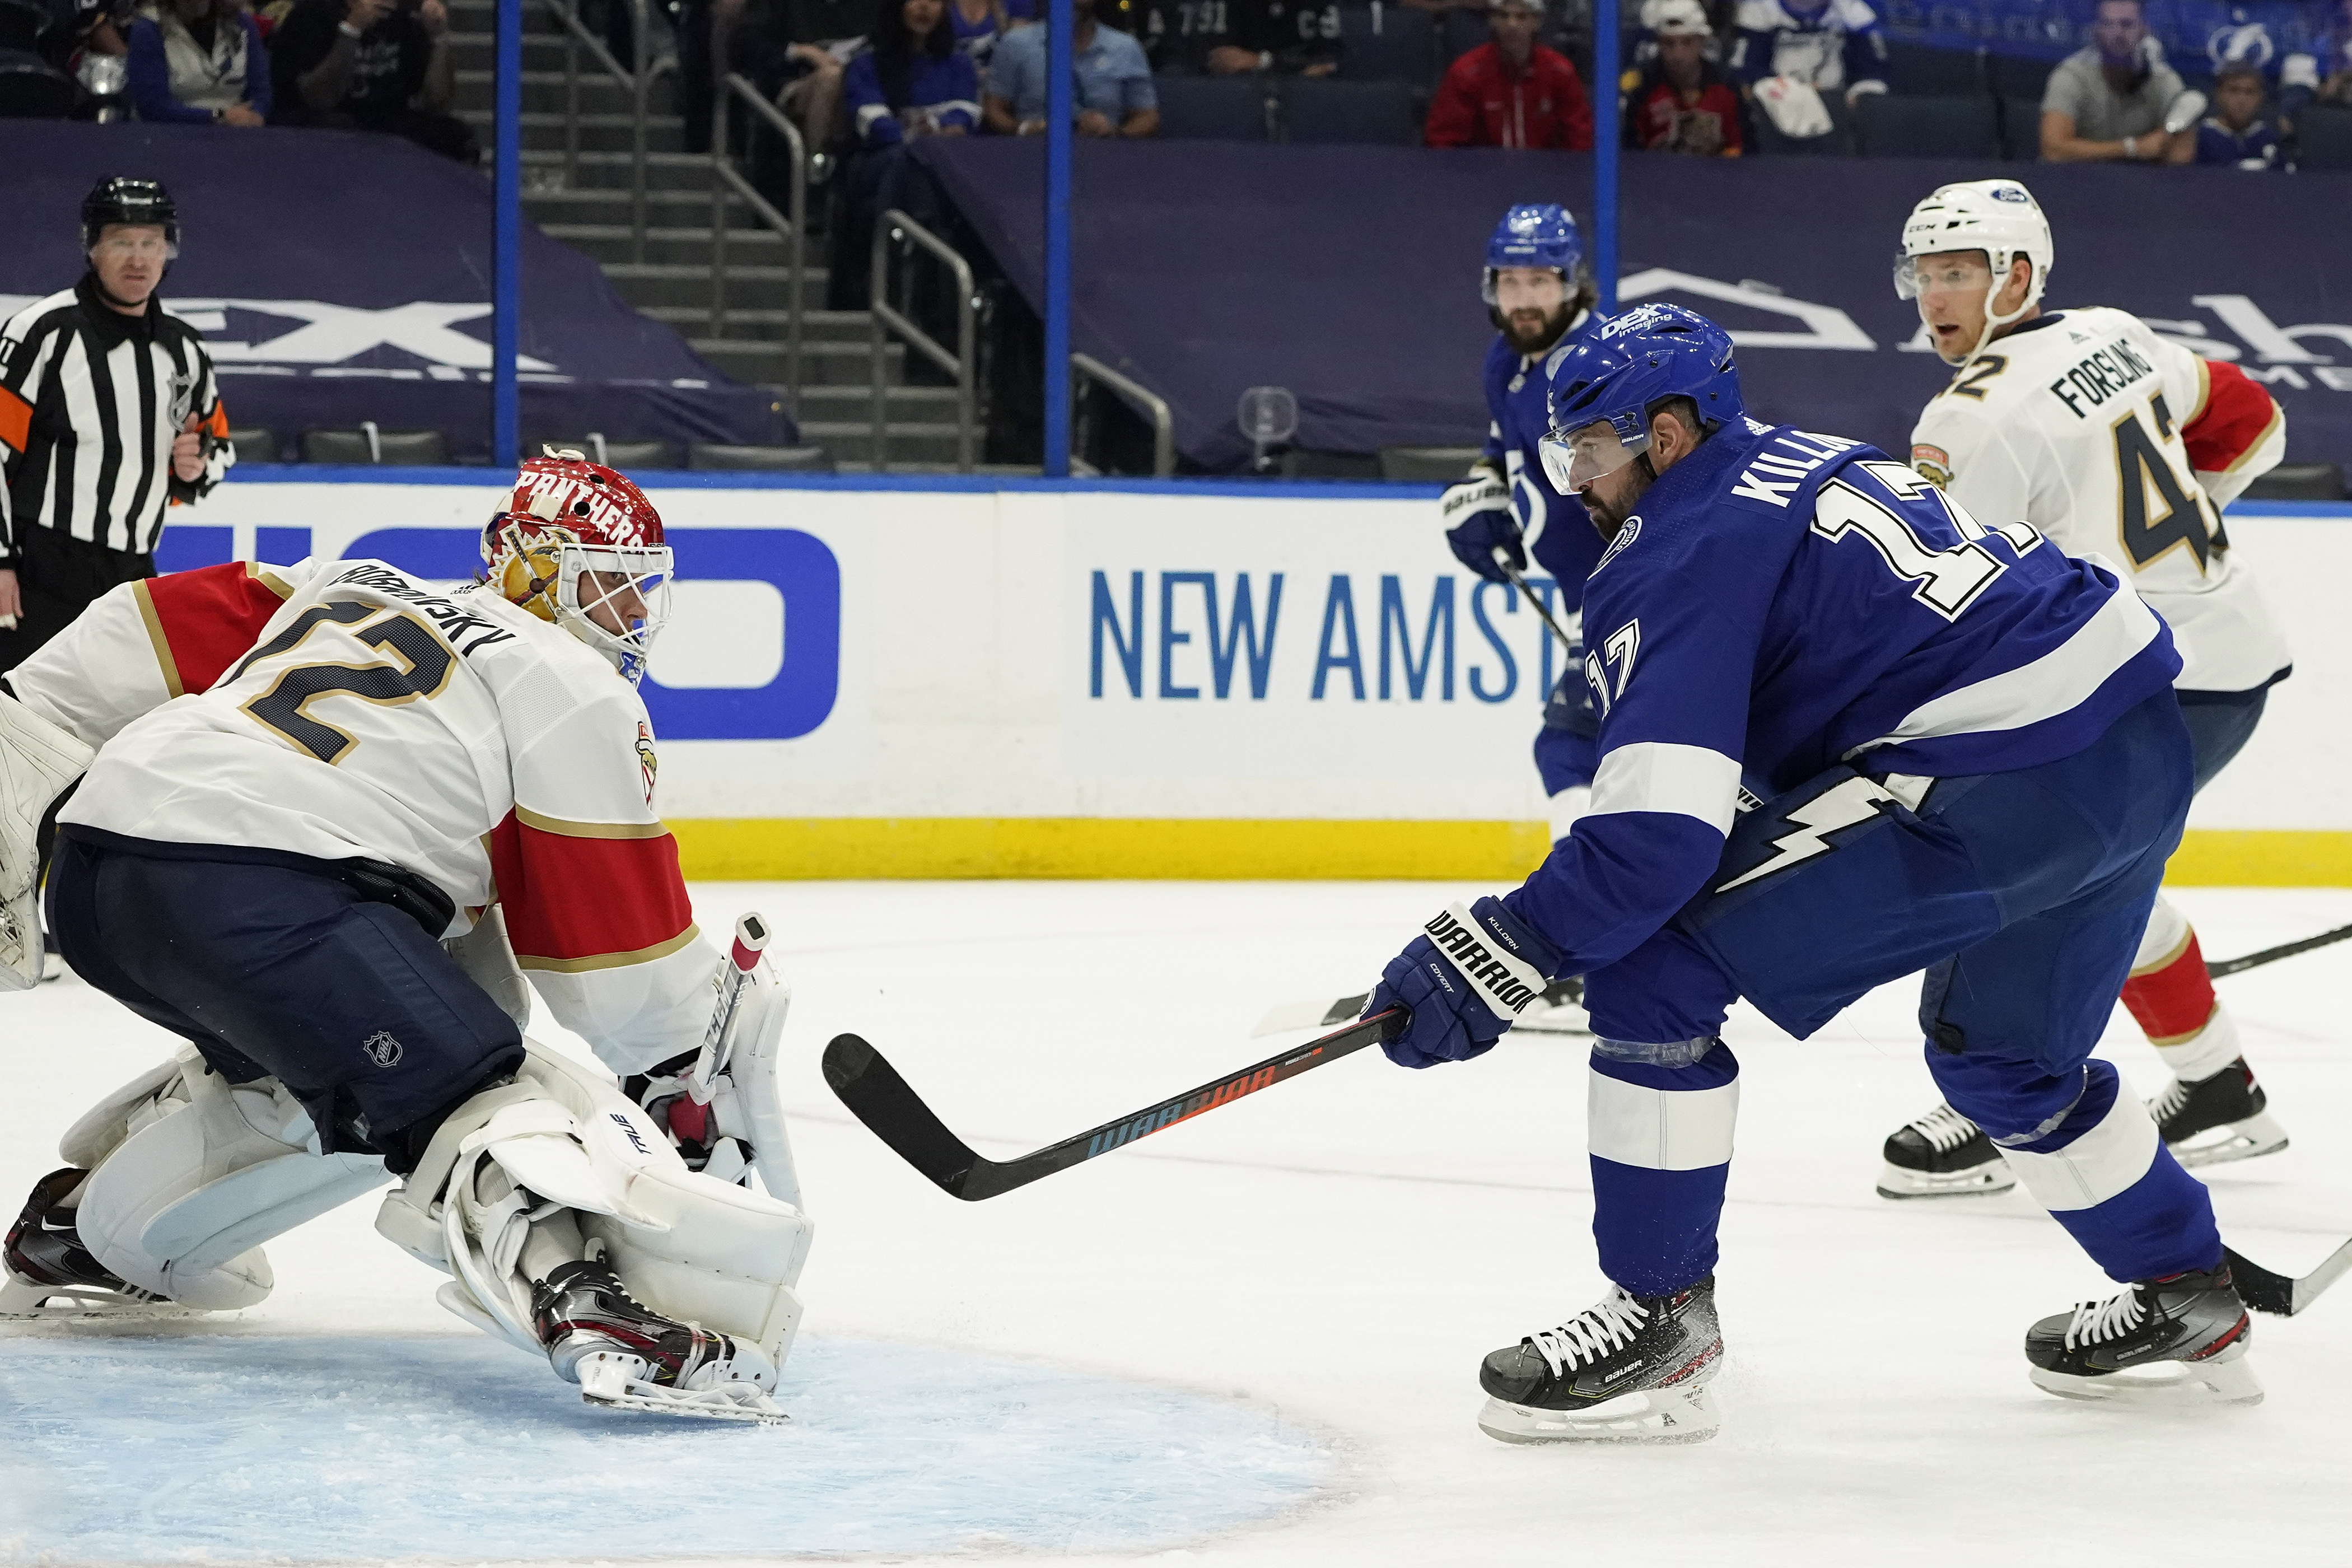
[2150,1078,2192,1123]
[2061,1286,2148,1350]
[1527,1287,1650,1375]
[1905,1102,1981,1154]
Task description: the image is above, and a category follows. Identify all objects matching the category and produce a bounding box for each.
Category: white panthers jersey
[1909,306,2290,694]
[11,558,717,1075]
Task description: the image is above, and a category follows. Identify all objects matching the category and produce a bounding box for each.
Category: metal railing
[708,73,806,399]
[545,0,651,260]
[1071,353,1174,477]
[869,210,977,473]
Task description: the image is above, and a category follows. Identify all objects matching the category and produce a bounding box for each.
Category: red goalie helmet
[482,449,674,684]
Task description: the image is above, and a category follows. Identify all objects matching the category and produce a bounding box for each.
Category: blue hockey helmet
[1538,303,1743,492]
[1482,203,1582,306]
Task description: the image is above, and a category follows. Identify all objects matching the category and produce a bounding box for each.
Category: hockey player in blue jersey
[1365,304,2254,1444]
[1436,202,1609,1032]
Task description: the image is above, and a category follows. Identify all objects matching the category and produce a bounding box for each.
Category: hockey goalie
[0,451,812,1424]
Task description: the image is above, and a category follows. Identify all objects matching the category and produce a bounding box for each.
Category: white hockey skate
[533,1256,786,1425]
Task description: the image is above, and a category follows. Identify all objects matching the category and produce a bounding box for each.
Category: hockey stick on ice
[2206,921,2352,979]
[823,1008,1409,1201]
[2224,1237,2352,1317]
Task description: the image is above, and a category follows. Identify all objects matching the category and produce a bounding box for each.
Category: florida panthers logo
[636,719,658,804]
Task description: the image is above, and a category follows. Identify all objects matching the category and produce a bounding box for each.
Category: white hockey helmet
[1894,180,2053,312]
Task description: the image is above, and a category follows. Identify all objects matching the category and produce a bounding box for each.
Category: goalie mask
[482,450,674,685]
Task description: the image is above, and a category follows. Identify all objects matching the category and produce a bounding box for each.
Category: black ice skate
[2026,1265,2260,1406]
[1514,976,1592,1036]
[531,1257,785,1424]
[1875,1102,2017,1200]
[0,1167,203,1321]
[2152,1059,2288,1169]
[1476,1278,1723,1443]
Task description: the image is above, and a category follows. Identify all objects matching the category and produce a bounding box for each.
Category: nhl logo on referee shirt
[361,1031,404,1068]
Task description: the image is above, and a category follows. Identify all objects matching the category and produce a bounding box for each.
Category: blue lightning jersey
[1500,418,2182,974]
[1481,309,1607,603]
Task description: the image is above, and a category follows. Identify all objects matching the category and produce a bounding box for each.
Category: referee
[0,177,234,674]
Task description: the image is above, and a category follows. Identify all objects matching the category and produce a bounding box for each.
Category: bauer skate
[0,1168,213,1322]
[1513,977,1593,1036]
[1476,1278,1722,1444]
[531,1256,786,1424]
[1875,1102,2017,1200]
[2152,1060,2288,1169]
[2026,1265,2260,1407]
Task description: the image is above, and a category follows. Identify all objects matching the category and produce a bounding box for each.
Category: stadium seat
[0,49,73,118]
[1999,96,2043,159]
[1282,76,1419,143]
[688,443,834,472]
[1440,6,1487,64]
[2298,105,2352,171]
[1749,93,1854,156]
[527,435,682,468]
[1855,94,2000,158]
[1338,3,1434,83]
[1985,51,2054,102]
[0,0,46,52]
[226,427,278,464]
[301,427,449,465]
[1151,75,1271,141]
[1380,445,1483,481]
[1884,40,1987,96]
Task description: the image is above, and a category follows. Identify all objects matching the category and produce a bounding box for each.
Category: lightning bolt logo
[1714,776,1898,894]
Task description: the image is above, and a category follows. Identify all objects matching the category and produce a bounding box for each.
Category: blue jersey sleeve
[1842,14,1887,87]
[845,53,902,146]
[1500,520,1772,973]
[1478,337,1514,474]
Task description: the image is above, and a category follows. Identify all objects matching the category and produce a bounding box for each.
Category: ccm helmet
[482,449,674,685]
[1894,180,2053,361]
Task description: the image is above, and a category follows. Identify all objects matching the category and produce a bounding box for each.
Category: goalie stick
[2224,1237,2352,1317]
[823,1008,1408,1201]
[1252,918,2352,1037]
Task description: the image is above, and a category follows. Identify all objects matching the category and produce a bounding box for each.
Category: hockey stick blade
[825,1009,1409,1202]
[2224,1236,2352,1317]
[1250,992,1371,1038]
[2207,921,2352,980]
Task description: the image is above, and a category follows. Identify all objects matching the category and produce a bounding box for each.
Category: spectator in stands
[1139,0,1336,78]
[724,0,880,177]
[828,0,974,307]
[1425,0,1593,150]
[125,0,269,125]
[1732,0,1883,146]
[2039,0,2194,163]
[267,0,474,161]
[2281,0,2352,125]
[1627,0,1740,154]
[948,0,1030,86]
[2176,61,2280,168]
[984,0,1156,137]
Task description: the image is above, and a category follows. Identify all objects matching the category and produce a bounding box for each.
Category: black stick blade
[823,1033,984,1199]
[2225,1247,2297,1316]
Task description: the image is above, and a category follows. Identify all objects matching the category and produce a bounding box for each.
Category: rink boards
[184,474,2352,884]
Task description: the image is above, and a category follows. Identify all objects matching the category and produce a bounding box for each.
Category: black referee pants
[0,525,154,674]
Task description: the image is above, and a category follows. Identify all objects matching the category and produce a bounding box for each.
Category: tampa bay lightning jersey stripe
[1500,417,2180,978]
[1482,311,1607,602]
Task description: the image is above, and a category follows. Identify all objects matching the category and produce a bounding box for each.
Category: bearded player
[0,451,810,1422]
[1436,203,1610,1032]
[1877,180,2292,1201]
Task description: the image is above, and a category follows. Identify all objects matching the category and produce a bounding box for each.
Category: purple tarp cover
[915,139,2351,474]
[1,122,790,461]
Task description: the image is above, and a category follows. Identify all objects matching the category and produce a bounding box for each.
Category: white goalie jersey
[6,557,719,1075]
[1909,306,2290,695]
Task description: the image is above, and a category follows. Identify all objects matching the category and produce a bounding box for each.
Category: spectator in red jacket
[1626,0,1742,154]
[1425,0,1593,150]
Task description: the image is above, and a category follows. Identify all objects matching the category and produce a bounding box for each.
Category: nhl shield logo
[361,1030,404,1068]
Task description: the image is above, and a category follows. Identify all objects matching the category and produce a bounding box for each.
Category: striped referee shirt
[0,274,233,564]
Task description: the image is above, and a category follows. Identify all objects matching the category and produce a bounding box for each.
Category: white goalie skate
[2,1168,212,1323]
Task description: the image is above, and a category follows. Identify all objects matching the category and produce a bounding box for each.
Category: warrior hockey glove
[1439,473,1523,584]
[1368,897,1565,1069]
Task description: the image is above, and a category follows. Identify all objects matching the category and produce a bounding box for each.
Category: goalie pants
[1579,689,2218,1296]
[46,829,524,1170]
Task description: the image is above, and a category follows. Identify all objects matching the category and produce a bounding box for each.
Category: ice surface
[4,880,2349,1566]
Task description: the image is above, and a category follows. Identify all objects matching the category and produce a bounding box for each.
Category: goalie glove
[622,936,802,1207]
[1439,467,1523,584]
[1,687,95,991]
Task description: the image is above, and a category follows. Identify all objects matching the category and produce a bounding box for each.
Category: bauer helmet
[482,448,674,685]
[1482,203,1583,308]
[1894,180,2052,357]
[1539,302,1741,493]
[81,176,179,259]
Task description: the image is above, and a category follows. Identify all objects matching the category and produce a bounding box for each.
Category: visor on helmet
[1539,414,1648,494]
[1892,249,1993,301]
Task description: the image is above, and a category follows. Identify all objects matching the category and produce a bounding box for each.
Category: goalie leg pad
[0,689,94,992]
[71,1053,389,1310]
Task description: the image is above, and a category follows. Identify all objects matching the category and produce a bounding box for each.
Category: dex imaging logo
[361,1031,404,1068]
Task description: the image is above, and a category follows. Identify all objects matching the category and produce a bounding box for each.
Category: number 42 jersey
[9,557,717,1075]
[1908,306,2290,695]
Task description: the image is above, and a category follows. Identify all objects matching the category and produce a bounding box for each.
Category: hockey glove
[1439,473,1522,584]
[1367,897,1564,1069]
